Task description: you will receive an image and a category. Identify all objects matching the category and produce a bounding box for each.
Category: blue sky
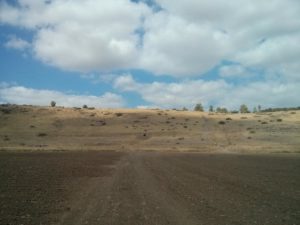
[0,0,299,110]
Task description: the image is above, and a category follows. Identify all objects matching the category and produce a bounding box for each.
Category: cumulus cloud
[0,0,150,72]
[114,74,300,110]
[1,0,299,78]
[0,84,125,108]
[4,36,30,50]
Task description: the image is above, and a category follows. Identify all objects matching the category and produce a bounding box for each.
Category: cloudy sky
[0,0,299,110]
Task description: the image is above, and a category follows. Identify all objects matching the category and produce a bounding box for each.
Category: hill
[0,104,299,153]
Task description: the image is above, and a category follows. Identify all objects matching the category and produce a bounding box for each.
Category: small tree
[209,105,214,112]
[258,105,261,112]
[83,104,88,109]
[194,103,204,112]
[50,101,56,107]
[240,104,249,113]
[216,107,228,113]
[253,107,257,113]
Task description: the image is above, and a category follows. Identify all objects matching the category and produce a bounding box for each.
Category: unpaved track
[0,151,299,225]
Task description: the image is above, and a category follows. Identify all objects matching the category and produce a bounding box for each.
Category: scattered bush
[241,117,248,119]
[218,121,226,125]
[277,119,282,122]
[1,108,11,114]
[37,133,47,137]
[231,110,239,114]
[261,121,268,124]
[226,117,232,120]
[3,135,10,141]
[250,130,256,134]
[115,113,123,117]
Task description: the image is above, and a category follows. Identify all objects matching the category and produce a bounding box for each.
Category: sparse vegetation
[37,133,47,137]
[218,121,225,125]
[261,107,300,112]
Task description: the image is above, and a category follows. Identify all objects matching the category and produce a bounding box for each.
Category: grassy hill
[1,104,299,153]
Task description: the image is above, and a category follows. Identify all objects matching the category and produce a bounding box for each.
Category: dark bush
[218,121,226,125]
[37,133,47,137]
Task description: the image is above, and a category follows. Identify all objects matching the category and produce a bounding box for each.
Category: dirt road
[0,151,299,225]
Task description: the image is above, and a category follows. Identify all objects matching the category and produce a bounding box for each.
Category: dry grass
[0,105,299,153]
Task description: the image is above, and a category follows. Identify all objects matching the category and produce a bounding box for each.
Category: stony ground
[1,151,299,225]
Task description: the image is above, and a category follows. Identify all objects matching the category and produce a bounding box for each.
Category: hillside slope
[0,105,299,153]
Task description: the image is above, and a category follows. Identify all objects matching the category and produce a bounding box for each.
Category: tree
[194,103,204,112]
[216,107,228,113]
[209,105,214,112]
[253,107,257,113]
[182,107,188,111]
[258,105,261,112]
[240,104,249,113]
[50,101,56,107]
[83,104,88,109]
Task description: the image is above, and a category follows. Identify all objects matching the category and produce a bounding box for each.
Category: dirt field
[0,151,299,225]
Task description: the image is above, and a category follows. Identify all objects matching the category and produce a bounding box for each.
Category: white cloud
[139,13,230,76]
[0,85,125,108]
[1,0,299,79]
[1,0,150,72]
[114,74,300,110]
[235,34,300,81]
[4,36,30,50]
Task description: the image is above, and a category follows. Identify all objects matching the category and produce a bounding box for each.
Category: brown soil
[1,151,299,225]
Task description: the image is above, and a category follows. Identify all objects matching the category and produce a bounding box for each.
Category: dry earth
[0,151,299,225]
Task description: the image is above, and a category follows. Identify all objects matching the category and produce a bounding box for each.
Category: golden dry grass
[0,105,299,153]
